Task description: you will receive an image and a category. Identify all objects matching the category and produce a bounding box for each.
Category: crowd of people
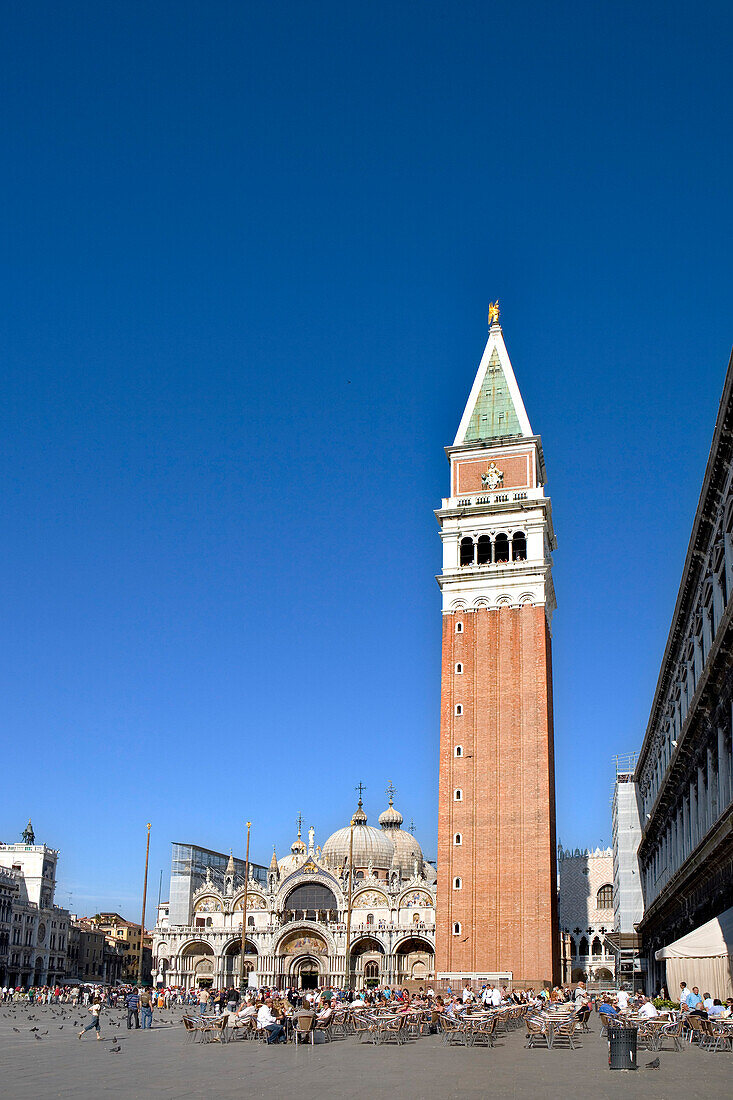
[595,981,733,1022]
[184,981,597,1044]
[6,978,733,1045]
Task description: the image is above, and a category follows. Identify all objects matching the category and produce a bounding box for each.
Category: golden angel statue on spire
[488,300,500,326]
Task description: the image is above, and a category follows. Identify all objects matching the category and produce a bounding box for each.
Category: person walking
[126,987,141,1029]
[78,997,103,1041]
[139,987,153,1029]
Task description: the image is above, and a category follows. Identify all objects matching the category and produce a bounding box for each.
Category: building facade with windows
[557,846,616,983]
[435,309,559,987]
[90,913,152,983]
[152,793,437,991]
[0,822,69,988]
[608,755,646,988]
[635,348,733,993]
[66,920,108,983]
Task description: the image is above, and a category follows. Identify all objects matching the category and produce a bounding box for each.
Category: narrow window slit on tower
[455,662,463,674]
[455,621,463,633]
[454,833,462,845]
[454,877,462,889]
[454,789,462,801]
[455,704,463,716]
[454,745,463,757]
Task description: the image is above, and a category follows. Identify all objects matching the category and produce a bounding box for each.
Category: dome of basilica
[277,824,308,877]
[378,791,423,876]
[321,801,395,872]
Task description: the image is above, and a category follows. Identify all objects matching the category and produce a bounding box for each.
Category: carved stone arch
[518,591,536,606]
[192,894,223,915]
[450,599,467,611]
[275,870,345,912]
[350,934,387,959]
[232,890,268,912]
[495,595,512,607]
[352,888,389,909]
[177,938,216,958]
[473,596,490,608]
[221,936,259,957]
[397,888,435,909]
[392,933,435,955]
[273,920,338,957]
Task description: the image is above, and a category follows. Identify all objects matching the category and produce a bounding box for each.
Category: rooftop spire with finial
[269,846,278,872]
[22,818,35,845]
[379,782,404,829]
[291,813,306,854]
[454,303,533,446]
[225,848,235,876]
[351,782,367,825]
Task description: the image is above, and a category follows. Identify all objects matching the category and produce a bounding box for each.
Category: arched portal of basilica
[155,793,437,990]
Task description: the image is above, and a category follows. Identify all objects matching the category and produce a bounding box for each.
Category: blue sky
[1,3,731,916]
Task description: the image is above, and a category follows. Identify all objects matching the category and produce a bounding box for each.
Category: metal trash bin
[608,1025,637,1070]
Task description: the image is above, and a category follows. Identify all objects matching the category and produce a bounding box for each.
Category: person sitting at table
[231,1001,258,1030]
[637,997,659,1019]
[706,998,724,1018]
[257,999,286,1044]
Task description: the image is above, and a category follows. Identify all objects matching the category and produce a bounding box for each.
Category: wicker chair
[525,1015,551,1049]
[330,1008,348,1040]
[200,1015,228,1044]
[703,1018,732,1053]
[353,1013,378,1044]
[182,1016,199,1045]
[551,1016,579,1050]
[470,1015,497,1048]
[315,1010,333,1042]
[292,1011,314,1045]
[657,1016,684,1052]
[686,1014,709,1048]
[439,1013,469,1046]
[378,1015,407,1045]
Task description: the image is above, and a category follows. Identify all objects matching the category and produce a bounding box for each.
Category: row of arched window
[460,532,527,566]
[572,935,605,958]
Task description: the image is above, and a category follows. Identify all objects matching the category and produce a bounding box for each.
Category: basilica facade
[152,794,437,991]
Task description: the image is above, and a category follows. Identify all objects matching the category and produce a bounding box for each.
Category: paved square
[1,1002,730,1099]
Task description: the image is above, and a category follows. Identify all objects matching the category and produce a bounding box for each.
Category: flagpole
[137,823,151,987]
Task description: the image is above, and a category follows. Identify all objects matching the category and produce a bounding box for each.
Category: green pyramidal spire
[454,312,533,446]
[464,347,522,441]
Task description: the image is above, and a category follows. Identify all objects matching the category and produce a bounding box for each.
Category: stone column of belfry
[435,308,559,988]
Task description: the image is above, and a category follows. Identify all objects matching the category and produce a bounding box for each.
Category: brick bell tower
[435,304,559,988]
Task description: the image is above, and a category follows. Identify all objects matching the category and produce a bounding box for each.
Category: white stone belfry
[436,318,556,622]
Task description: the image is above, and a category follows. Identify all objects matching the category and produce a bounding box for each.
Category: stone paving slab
[0,1003,730,1099]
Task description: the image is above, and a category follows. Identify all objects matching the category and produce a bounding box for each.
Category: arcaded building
[435,307,559,988]
[557,846,615,983]
[635,348,733,993]
[152,793,437,990]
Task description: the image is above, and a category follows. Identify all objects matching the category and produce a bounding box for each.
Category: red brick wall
[436,605,559,987]
[453,449,535,495]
